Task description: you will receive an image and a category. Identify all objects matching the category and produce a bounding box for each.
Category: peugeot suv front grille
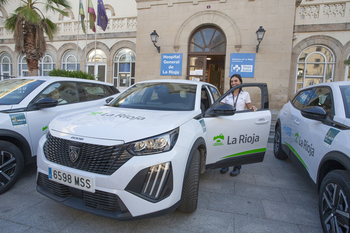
[44,133,132,175]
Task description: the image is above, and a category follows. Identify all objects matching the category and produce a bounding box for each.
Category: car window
[110,82,197,111]
[201,87,211,113]
[340,85,350,119]
[81,83,111,101]
[0,79,45,105]
[291,89,314,110]
[208,86,221,102]
[38,82,79,105]
[306,87,333,115]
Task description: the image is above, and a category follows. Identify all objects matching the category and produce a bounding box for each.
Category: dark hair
[230,74,243,93]
[230,74,243,88]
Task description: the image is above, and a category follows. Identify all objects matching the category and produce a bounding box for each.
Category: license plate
[48,167,95,193]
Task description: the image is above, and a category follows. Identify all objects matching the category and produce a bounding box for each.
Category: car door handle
[283,110,288,115]
[255,119,269,125]
[294,119,299,125]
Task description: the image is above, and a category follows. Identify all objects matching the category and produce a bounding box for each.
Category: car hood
[50,106,198,143]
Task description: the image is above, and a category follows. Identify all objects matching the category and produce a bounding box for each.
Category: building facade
[0,0,349,110]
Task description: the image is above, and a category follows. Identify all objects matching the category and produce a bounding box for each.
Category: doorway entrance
[187,26,226,93]
[86,49,107,82]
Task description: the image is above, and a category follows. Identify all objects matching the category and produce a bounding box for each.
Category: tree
[4,0,71,76]
[0,0,9,7]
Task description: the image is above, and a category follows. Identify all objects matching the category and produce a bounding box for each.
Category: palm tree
[4,0,71,76]
[0,0,9,7]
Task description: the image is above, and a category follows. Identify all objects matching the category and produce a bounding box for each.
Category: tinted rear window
[340,85,350,118]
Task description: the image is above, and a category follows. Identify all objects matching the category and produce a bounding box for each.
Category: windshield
[0,79,45,105]
[110,82,197,111]
[340,85,350,119]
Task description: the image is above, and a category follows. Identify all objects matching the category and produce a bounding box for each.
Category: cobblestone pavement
[0,143,322,233]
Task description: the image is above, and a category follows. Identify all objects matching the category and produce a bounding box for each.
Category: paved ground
[0,143,323,233]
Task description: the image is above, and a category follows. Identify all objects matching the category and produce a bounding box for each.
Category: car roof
[136,79,217,88]
[298,81,350,92]
[7,76,114,86]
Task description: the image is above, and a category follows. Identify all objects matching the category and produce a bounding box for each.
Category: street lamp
[150,30,160,53]
[256,26,266,53]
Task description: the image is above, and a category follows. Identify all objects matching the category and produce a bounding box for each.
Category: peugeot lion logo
[69,146,81,163]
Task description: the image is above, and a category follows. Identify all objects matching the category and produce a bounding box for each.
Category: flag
[97,0,108,31]
[79,0,86,33]
[88,0,96,32]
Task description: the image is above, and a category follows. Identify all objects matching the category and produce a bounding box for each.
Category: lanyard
[232,91,240,108]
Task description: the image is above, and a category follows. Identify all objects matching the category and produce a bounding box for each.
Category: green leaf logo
[295,132,299,143]
[213,133,224,146]
[88,112,103,116]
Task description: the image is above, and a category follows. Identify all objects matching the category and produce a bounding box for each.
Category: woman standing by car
[220,74,256,176]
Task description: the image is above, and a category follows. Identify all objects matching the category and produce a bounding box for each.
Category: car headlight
[127,128,179,156]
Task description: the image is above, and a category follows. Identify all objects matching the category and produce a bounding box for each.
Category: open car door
[203,83,271,170]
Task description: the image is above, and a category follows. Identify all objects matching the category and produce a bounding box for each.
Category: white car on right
[274,81,350,233]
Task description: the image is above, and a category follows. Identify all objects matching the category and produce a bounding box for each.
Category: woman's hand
[250,106,257,112]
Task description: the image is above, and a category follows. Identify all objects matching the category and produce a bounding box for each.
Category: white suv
[274,81,350,232]
[36,80,271,220]
[0,77,119,194]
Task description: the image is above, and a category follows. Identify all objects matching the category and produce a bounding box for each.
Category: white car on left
[0,76,119,194]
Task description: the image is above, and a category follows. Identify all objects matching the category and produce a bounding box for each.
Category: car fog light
[125,162,173,202]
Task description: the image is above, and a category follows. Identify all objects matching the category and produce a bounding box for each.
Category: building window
[0,53,12,80]
[113,48,135,89]
[18,53,55,76]
[62,50,80,71]
[41,54,55,76]
[18,55,29,77]
[296,45,335,92]
[189,27,226,53]
[87,49,107,63]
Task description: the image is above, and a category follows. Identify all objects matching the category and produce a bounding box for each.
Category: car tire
[177,149,200,213]
[319,170,350,233]
[0,141,24,195]
[274,124,288,160]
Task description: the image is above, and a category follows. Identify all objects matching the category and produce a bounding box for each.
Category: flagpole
[94,0,97,80]
[76,1,80,71]
[85,0,88,73]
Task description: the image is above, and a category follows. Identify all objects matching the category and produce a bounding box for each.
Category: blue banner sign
[229,53,256,78]
[161,53,182,76]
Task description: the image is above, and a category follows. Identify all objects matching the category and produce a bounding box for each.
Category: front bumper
[36,135,190,220]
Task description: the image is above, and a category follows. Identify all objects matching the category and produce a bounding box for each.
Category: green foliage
[48,69,97,80]
[344,59,350,67]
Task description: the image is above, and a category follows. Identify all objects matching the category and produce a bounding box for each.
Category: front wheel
[0,141,24,195]
[274,124,288,160]
[319,170,350,233]
[177,149,200,213]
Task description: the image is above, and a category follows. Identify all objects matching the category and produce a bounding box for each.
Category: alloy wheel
[321,182,350,233]
[0,150,17,187]
[274,130,281,154]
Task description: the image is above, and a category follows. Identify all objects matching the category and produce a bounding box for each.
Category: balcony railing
[295,1,350,25]
[0,16,137,39]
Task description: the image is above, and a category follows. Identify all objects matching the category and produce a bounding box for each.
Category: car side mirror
[301,106,327,121]
[205,104,236,117]
[35,97,58,109]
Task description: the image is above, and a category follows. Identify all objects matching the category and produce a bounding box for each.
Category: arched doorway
[86,49,107,82]
[188,26,226,93]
